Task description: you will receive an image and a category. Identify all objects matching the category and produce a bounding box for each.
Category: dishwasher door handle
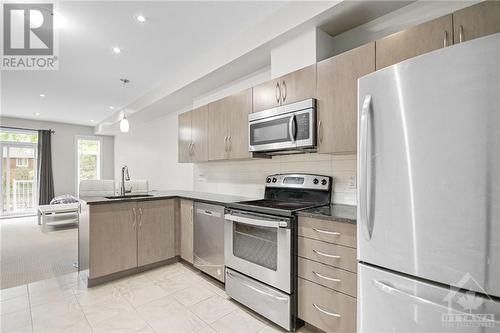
[196,208,221,218]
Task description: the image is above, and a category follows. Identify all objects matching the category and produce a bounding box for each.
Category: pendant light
[119,78,130,133]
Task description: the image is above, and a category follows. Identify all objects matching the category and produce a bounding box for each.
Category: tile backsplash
[193,153,357,205]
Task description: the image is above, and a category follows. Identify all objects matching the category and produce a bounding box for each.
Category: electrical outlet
[348,175,357,189]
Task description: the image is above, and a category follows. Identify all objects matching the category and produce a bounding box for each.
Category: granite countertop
[298,204,356,224]
[80,190,254,206]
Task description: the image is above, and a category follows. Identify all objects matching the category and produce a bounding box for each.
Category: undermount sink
[104,194,154,199]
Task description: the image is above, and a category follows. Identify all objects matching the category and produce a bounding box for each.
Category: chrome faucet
[120,165,131,196]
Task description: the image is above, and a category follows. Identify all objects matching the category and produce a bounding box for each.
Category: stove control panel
[265,174,332,191]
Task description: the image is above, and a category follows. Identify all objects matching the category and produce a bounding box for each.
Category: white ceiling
[1,1,289,125]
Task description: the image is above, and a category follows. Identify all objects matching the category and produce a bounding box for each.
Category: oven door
[224,210,292,293]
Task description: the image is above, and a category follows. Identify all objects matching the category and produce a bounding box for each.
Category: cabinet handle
[313,228,340,236]
[224,136,228,152]
[228,136,231,152]
[313,271,341,282]
[318,120,323,144]
[443,30,448,47]
[132,208,137,228]
[138,208,143,227]
[275,82,281,104]
[313,249,341,259]
[459,25,464,43]
[313,303,341,318]
[281,80,287,103]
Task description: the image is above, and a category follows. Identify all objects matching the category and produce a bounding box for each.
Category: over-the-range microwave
[248,98,316,154]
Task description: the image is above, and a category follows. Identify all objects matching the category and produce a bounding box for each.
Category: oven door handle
[225,214,287,228]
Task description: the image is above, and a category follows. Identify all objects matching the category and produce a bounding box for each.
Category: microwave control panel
[295,113,310,140]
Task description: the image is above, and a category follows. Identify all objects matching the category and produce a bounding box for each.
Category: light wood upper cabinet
[180,199,193,264]
[178,106,208,163]
[252,65,316,113]
[137,199,175,267]
[208,88,252,160]
[376,14,453,70]
[178,111,192,163]
[317,43,375,154]
[191,106,209,162]
[89,202,137,279]
[453,1,500,44]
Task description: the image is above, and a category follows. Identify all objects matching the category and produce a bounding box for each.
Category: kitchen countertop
[80,190,254,206]
[298,204,356,224]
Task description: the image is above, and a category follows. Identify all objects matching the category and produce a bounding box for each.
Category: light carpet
[0,216,77,289]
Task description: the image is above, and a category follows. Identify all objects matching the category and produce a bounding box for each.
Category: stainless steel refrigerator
[357,32,500,332]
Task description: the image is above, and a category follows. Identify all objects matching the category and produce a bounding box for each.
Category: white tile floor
[0,262,317,333]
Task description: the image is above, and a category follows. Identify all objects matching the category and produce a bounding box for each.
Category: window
[16,158,29,167]
[76,137,101,194]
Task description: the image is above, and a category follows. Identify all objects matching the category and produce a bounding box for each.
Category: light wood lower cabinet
[376,14,453,70]
[89,202,138,279]
[317,42,375,154]
[453,1,500,44]
[137,199,175,266]
[180,199,193,264]
[298,216,357,248]
[299,278,356,333]
[89,199,176,279]
[298,236,357,273]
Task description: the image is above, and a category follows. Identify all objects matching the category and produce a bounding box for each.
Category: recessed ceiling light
[109,106,115,110]
[39,93,45,97]
[135,15,146,23]
[90,119,94,123]
[112,47,122,54]
[35,112,40,116]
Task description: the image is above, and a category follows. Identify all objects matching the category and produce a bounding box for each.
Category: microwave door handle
[289,115,296,143]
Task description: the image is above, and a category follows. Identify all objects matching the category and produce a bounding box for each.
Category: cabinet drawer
[298,236,357,273]
[299,278,356,333]
[298,257,357,297]
[298,217,356,248]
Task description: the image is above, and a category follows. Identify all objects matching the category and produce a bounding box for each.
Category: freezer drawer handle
[312,303,341,318]
[372,279,499,320]
[313,228,340,236]
[313,271,341,282]
[227,271,288,301]
[313,249,341,259]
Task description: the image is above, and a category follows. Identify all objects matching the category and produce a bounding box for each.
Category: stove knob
[321,179,327,186]
[266,178,271,183]
[313,178,319,185]
[272,177,277,183]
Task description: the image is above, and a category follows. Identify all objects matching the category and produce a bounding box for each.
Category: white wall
[113,109,193,191]
[0,117,114,197]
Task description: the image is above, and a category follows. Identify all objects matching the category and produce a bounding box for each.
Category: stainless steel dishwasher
[193,202,225,282]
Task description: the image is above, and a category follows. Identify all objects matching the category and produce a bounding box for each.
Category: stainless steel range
[224,174,332,331]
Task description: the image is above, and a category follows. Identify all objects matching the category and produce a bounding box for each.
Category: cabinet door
[137,199,175,266]
[191,105,208,162]
[279,64,316,106]
[178,111,192,163]
[89,202,137,279]
[317,43,375,154]
[228,89,252,160]
[180,199,193,264]
[376,14,452,70]
[208,98,230,161]
[453,1,500,44]
[252,79,280,113]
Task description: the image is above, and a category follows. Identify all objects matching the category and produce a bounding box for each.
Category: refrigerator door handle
[360,95,373,240]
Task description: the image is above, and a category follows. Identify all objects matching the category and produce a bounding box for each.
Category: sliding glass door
[0,131,38,217]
